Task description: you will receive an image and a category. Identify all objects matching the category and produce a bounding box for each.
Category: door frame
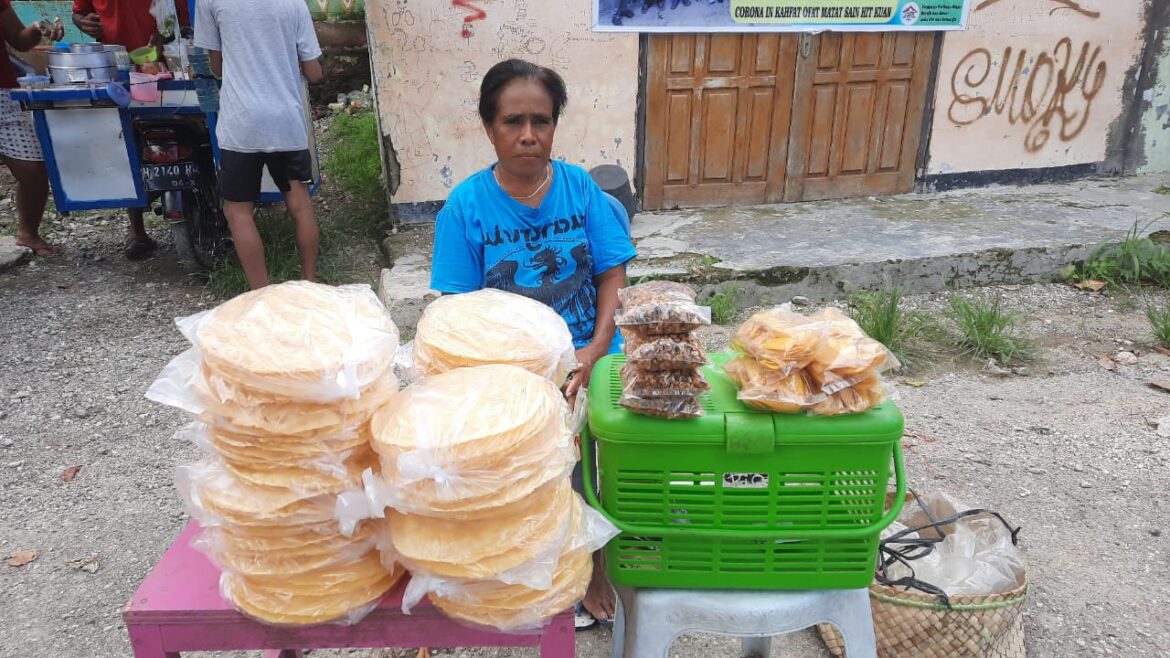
[634,33,650,213]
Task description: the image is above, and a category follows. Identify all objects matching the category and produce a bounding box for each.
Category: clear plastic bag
[623,333,707,371]
[218,551,404,627]
[808,376,894,416]
[390,480,576,588]
[412,289,577,385]
[618,280,697,306]
[176,281,400,403]
[182,421,363,481]
[619,362,710,397]
[805,307,899,392]
[881,493,1025,597]
[148,347,397,440]
[730,305,828,374]
[363,364,577,516]
[194,520,379,577]
[723,357,824,413]
[615,281,711,335]
[176,459,343,528]
[400,492,619,633]
[619,393,703,419]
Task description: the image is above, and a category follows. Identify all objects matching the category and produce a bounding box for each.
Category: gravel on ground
[1,180,1168,657]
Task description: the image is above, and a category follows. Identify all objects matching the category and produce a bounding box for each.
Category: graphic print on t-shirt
[482,217,597,343]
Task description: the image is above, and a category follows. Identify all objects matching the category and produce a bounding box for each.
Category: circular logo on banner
[901,2,921,25]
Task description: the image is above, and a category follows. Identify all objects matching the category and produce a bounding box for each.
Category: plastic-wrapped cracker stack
[148,281,405,625]
[351,289,617,632]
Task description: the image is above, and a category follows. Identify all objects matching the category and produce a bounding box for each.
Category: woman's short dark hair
[478,59,569,125]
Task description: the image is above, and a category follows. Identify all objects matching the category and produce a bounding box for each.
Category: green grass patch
[1063,220,1170,287]
[1148,299,1170,348]
[206,211,344,299]
[325,112,385,211]
[848,286,930,366]
[946,292,1031,365]
[700,255,721,267]
[706,284,741,325]
[1153,185,1170,196]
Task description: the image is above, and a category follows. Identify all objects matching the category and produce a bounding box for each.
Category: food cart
[9,0,320,267]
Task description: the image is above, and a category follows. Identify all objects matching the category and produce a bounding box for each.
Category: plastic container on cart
[130,72,165,102]
[581,352,906,590]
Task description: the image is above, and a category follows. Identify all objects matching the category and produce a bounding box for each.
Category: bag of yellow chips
[805,307,899,393]
[731,306,828,375]
[723,356,825,413]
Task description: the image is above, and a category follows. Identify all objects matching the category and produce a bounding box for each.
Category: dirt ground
[1,174,1169,657]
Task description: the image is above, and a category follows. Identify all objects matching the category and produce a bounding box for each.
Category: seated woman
[430,58,635,626]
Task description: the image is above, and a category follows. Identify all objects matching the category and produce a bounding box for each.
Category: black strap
[874,489,1022,607]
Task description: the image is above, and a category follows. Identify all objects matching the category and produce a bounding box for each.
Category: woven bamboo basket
[818,565,1028,657]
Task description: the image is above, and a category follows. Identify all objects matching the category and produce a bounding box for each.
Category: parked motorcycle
[136,115,229,270]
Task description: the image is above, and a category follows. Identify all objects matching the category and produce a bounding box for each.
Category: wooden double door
[642,32,935,210]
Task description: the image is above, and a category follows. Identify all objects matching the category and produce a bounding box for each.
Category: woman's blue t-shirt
[430,160,636,351]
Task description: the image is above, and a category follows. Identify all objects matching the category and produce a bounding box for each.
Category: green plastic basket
[582,352,906,590]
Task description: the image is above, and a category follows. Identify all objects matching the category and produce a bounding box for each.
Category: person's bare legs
[283,180,318,282]
[583,551,617,622]
[223,200,270,289]
[125,207,157,260]
[3,155,58,256]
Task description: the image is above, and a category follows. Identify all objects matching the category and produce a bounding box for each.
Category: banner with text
[594,0,971,32]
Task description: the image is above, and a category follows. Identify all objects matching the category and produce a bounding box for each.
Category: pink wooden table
[123,521,575,657]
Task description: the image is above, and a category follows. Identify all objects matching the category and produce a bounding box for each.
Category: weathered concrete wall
[366,0,640,206]
[1138,12,1170,173]
[927,0,1145,176]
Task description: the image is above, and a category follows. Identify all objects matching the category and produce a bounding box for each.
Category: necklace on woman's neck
[495,162,552,201]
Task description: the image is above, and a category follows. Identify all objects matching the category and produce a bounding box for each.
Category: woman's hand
[563,342,607,408]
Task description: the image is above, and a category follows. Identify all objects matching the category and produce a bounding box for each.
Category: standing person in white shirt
[194,0,324,289]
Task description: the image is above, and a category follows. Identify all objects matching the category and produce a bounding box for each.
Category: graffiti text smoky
[948,37,1107,152]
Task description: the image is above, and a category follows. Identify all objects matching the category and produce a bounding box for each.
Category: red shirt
[72,0,190,51]
[0,0,18,89]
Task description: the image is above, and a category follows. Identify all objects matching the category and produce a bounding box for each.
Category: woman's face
[484,78,556,180]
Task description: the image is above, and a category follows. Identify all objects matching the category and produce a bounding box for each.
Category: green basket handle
[580,430,907,541]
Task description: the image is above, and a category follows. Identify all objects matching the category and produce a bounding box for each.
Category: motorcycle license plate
[142,162,199,192]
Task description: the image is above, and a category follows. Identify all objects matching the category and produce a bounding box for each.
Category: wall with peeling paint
[926,0,1145,176]
[366,0,639,206]
[1139,29,1170,173]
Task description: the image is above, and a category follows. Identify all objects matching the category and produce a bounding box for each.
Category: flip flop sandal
[574,603,597,631]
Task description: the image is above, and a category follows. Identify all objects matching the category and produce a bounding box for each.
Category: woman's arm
[564,263,626,403]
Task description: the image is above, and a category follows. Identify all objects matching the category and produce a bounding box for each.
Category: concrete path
[381,174,1170,330]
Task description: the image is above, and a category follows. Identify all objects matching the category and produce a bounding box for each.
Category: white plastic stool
[610,586,876,658]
